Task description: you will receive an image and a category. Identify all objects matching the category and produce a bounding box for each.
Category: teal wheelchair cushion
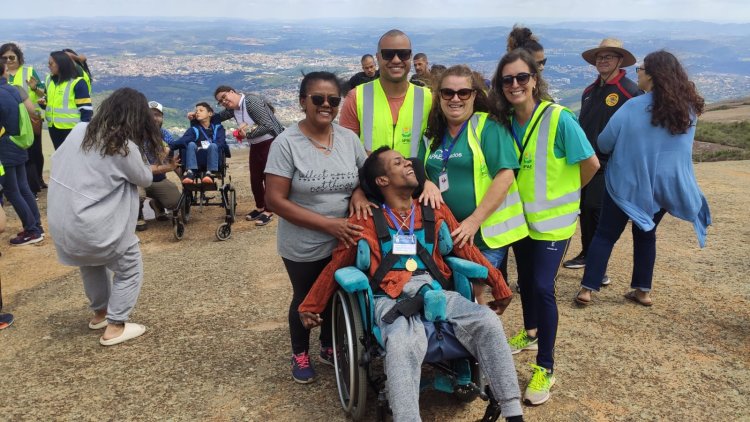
[334,267,370,293]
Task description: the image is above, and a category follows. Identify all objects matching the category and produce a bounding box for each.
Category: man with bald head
[347,54,379,89]
[339,29,432,158]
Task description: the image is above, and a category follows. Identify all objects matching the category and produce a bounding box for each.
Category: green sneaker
[523,364,555,405]
[508,329,538,355]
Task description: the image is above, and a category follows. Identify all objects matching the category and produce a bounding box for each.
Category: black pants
[49,127,72,150]
[26,131,44,188]
[283,256,333,355]
[579,172,606,256]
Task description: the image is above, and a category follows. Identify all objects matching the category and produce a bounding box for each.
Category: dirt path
[1,157,748,421]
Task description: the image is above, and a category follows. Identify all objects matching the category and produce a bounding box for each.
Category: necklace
[305,126,334,154]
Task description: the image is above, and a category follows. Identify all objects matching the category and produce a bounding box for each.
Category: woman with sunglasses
[265,71,371,384]
[1,43,46,191]
[575,51,710,307]
[418,65,528,287]
[40,51,92,149]
[490,49,599,405]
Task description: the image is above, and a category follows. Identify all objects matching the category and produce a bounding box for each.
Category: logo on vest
[522,151,533,169]
[605,93,619,107]
[401,127,412,144]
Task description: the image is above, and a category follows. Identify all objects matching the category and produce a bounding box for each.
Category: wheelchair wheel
[174,221,185,241]
[331,290,368,420]
[216,223,231,241]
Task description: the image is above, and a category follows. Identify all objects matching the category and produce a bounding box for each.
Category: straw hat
[582,38,636,67]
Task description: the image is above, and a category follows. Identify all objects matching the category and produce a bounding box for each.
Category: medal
[405,258,418,272]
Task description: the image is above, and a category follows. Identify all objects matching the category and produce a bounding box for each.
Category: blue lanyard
[383,203,415,237]
[510,102,539,153]
[198,126,214,143]
[440,121,468,171]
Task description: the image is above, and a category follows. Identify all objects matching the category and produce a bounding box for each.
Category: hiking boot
[563,253,586,269]
[508,329,538,355]
[291,351,315,384]
[601,274,611,286]
[523,364,555,405]
[319,346,334,367]
[10,232,43,246]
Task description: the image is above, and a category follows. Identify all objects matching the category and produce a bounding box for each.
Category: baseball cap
[148,101,163,113]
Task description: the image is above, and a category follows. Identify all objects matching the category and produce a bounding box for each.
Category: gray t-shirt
[265,123,367,262]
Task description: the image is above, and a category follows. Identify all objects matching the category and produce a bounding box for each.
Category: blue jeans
[185,143,219,172]
[0,164,43,236]
[581,190,666,293]
[512,236,569,371]
[481,246,508,268]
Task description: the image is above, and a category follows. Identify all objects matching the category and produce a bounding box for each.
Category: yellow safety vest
[356,79,431,158]
[9,65,41,112]
[514,101,581,241]
[45,77,83,129]
[423,112,528,248]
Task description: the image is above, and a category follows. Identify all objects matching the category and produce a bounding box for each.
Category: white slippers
[99,322,147,346]
[88,319,108,330]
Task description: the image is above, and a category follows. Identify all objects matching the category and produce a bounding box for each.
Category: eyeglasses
[635,66,645,73]
[595,54,622,62]
[439,88,475,101]
[536,58,547,67]
[1,55,16,61]
[216,92,230,106]
[500,73,535,88]
[380,49,412,62]
[307,94,342,107]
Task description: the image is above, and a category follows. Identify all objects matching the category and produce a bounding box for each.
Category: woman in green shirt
[418,65,527,275]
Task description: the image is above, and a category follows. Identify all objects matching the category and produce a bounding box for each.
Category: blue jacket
[598,92,711,247]
[171,122,230,158]
[0,80,27,166]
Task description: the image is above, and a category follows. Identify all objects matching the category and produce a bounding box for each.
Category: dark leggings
[283,256,333,355]
[49,127,72,150]
[25,132,44,193]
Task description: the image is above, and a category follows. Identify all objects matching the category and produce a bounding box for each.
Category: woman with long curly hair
[48,87,167,346]
[575,50,711,307]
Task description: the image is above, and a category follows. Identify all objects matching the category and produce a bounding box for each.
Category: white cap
[148,100,163,113]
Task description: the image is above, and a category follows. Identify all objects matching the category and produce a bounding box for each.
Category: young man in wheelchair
[299,147,524,422]
[172,102,229,185]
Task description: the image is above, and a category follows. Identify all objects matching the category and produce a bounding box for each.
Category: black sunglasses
[2,55,16,61]
[380,49,412,62]
[439,88,475,101]
[308,94,342,107]
[537,58,547,67]
[501,72,535,88]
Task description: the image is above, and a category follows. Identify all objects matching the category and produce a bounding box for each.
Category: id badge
[438,171,449,192]
[201,141,210,149]
[392,234,417,255]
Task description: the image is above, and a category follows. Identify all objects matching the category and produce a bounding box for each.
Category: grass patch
[695,120,750,150]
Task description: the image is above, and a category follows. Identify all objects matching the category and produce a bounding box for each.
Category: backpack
[10,103,33,149]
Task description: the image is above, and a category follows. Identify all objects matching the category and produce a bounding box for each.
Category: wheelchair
[330,212,504,421]
[172,147,237,241]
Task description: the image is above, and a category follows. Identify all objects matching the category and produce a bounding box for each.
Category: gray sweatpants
[374,275,522,422]
[79,242,144,324]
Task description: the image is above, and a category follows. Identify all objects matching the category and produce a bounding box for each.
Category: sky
[4,0,750,22]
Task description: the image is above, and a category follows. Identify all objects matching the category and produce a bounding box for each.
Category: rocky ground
[1,154,748,421]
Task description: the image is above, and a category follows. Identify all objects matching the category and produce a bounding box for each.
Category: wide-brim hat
[582,38,636,67]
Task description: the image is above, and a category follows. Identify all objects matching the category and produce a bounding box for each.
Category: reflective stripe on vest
[358,80,429,158]
[516,102,581,240]
[46,77,82,128]
[11,66,41,112]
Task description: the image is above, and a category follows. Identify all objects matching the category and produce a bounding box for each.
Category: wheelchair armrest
[444,256,489,279]
[334,266,371,293]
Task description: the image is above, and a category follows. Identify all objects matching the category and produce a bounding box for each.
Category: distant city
[3,18,749,135]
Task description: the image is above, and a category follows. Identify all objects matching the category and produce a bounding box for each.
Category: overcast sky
[4,0,750,22]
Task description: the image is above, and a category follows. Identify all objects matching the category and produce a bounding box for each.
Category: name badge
[201,140,210,149]
[438,171,449,192]
[392,234,417,255]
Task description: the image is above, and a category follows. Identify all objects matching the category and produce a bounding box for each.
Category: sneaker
[563,253,586,269]
[201,175,214,185]
[508,329,538,355]
[245,209,264,221]
[10,232,43,246]
[291,351,315,384]
[319,346,334,367]
[523,364,555,405]
[601,275,611,286]
[136,218,148,232]
[255,213,273,226]
[0,313,14,330]
[182,170,195,185]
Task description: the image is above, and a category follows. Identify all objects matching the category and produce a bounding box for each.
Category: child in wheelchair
[171,102,229,185]
[299,147,524,422]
